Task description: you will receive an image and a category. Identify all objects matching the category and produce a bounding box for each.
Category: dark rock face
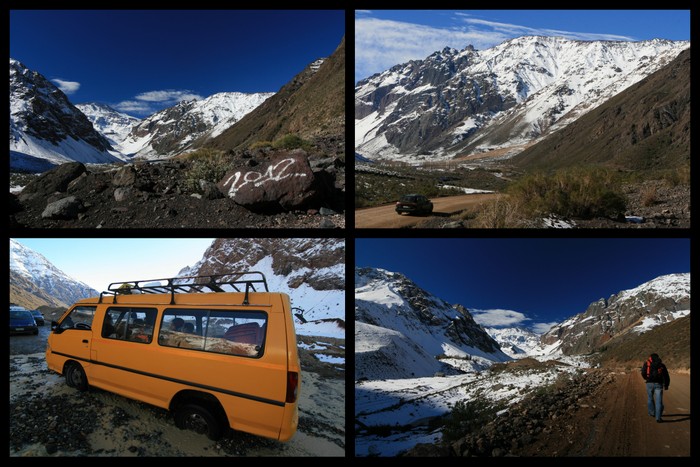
[18,162,87,202]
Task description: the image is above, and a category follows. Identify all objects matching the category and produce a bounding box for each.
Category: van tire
[174,403,223,441]
[64,362,88,392]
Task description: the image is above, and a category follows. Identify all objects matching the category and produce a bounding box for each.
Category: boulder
[217,150,319,213]
[18,162,86,201]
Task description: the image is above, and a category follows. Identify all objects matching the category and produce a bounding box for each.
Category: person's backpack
[645,355,664,382]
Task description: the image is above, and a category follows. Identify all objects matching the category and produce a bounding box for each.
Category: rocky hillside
[119,92,274,159]
[540,273,690,355]
[10,58,120,171]
[510,47,690,171]
[211,36,345,154]
[10,238,99,309]
[75,102,141,152]
[179,238,345,338]
[10,150,345,229]
[355,267,509,380]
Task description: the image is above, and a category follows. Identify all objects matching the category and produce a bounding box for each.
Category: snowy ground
[355,351,593,457]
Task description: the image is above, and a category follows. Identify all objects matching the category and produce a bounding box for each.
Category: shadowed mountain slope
[510,48,689,171]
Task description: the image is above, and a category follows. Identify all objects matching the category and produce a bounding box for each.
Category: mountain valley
[355,36,690,229]
[354,267,690,456]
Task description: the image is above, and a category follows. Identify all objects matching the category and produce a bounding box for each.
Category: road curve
[355,193,501,229]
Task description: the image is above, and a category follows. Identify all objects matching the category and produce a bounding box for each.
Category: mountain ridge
[10,58,121,171]
[355,35,689,163]
[210,35,345,153]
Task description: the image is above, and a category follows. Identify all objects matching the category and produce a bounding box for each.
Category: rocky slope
[355,267,509,380]
[75,102,141,153]
[10,58,121,170]
[10,238,98,309]
[540,273,690,355]
[211,35,345,154]
[119,92,274,158]
[10,146,345,229]
[510,47,690,171]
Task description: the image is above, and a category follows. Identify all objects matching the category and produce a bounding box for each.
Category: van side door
[50,306,97,366]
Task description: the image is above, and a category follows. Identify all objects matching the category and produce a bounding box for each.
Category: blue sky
[355,238,691,333]
[355,9,690,82]
[13,238,215,292]
[10,10,345,117]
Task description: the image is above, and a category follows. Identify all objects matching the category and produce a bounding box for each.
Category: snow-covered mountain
[75,102,141,153]
[355,36,689,163]
[119,91,274,159]
[10,58,122,171]
[483,326,542,359]
[178,238,345,339]
[10,239,99,309]
[355,267,510,380]
[541,273,690,355]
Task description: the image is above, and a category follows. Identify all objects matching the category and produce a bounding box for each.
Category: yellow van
[45,272,300,442]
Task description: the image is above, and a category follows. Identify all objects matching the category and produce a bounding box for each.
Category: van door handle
[82,340,89,344]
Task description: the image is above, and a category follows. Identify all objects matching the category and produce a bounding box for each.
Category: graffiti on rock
[222,158,308,196]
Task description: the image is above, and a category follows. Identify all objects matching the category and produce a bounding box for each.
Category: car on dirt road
[10,306,39,335]
[396,194,434,216]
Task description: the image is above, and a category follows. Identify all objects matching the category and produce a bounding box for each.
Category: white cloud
[134,90,202,103]
[457,16,635,42]
[113,100,155,114]
[113,89,203,117]
[355,13,636,83]
[51,79,81,95]
[470,308,530,327]
[530,321,558,334]
[355,17,491,82]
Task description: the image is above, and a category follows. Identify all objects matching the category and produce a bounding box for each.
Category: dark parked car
[30,309,45,326]
[10,306,39,335]
[396,194,434,215]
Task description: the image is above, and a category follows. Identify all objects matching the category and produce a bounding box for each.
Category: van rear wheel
[174,404,223,441]
[64,361,88,392]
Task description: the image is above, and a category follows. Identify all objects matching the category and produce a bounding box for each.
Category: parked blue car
[30,309,45,326]
[10,306,39,335]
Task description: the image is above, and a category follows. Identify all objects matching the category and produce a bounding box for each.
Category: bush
[249,140,273,150]
[507,167,627,219]
[183,148,231,192]
[472,196,527,228]
[272,134,311,151]
[441,398,502,443]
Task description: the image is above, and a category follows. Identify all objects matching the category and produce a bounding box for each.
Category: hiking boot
[656,418,663,423]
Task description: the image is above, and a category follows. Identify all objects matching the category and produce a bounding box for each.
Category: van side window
[58,306,96,331]
[104,307,158,344]
[160,309,267,358]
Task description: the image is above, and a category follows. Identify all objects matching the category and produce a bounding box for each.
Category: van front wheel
[64,362,88,392]
[174,404,223,441]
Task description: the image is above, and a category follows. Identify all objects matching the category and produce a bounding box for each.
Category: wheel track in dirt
[562,370,690,456]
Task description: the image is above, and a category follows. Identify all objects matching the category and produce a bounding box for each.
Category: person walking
[641,353,671,423]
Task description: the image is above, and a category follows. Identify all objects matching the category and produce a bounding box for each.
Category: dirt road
[355,193,501,228]
[517,369,690,457]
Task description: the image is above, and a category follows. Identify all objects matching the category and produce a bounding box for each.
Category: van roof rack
[99,271,269,305]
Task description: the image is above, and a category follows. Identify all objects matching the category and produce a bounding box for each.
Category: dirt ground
[9,331,345,457]
[355,193,501,228]
[512,369,690,457]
